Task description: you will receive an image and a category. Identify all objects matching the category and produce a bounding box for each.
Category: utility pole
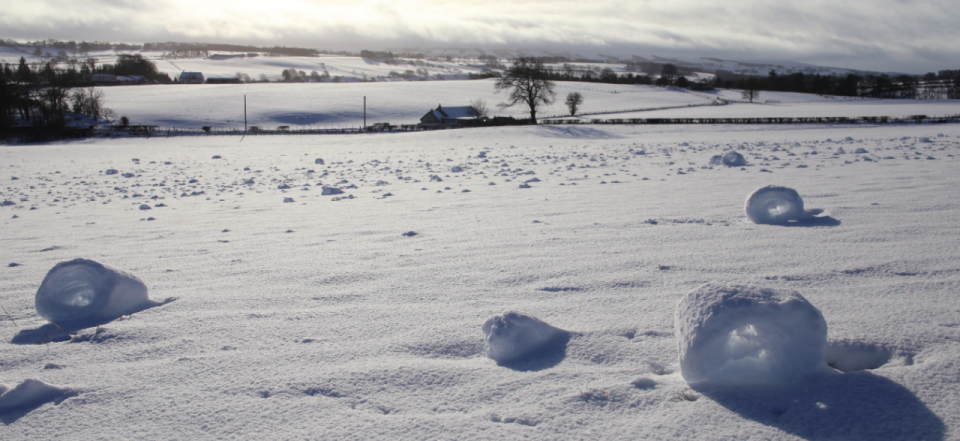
[244,95,247,132]
[363,96,366,132]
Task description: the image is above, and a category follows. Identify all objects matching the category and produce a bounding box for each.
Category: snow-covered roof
[180,72,204,80]
[432,105,475,120]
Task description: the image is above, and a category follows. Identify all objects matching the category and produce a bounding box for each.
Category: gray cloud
[2,0,957,72]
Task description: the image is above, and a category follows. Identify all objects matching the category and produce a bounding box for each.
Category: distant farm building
[206,77,241,84]
[208,54,245,60]
[420,104,481,127]
[116,75,148,84]
[92,74,117,83]
[179,72,205,84]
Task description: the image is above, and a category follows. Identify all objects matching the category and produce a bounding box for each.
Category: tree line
[144,42,322,57]
[477,62,699,88]
[2,39,141,58]
[716,69,960,99]
[0,54,172,139]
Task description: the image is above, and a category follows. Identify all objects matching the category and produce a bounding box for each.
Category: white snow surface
[587,98,960,120]
[1,120,960,439]
[0,379,75,415]
[675,284,831,385]
[99,81,711,128]
[161,55,485,82]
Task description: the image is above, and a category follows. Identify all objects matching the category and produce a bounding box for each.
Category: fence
[13,112,955,143]
[109,126,369,137]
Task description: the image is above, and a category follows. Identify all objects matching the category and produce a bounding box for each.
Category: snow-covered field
[99,81,712,128]
[588,99,960,121]
[98,79,960,130]
[0,47,489,82]
[0,45,865,83]
[2,120,960,439]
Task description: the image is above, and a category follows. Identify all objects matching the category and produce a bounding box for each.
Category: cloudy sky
[4,0,958,73]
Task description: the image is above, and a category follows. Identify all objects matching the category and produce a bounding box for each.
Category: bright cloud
[2,0,958,72]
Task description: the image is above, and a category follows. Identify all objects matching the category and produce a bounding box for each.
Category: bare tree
[101,108,116,123]
[660,63,679,85]
[741,78,761,103]
[70,87,105,120]
[565,92,583,116]
[468,99,489,119]
[494,57,556,124]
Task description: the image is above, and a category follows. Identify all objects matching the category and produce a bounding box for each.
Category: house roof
[431,105,475,120]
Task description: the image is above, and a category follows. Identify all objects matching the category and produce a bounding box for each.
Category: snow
[161,54,486,82]
[482,311,570,364]
[34,258,159,323]
[744,185,824,224]
[675,284,831,385]
[0,379,75,416]
[722,150,747,166]
[95,79,960,131]
[588,98,960,120]
[98,81,710,128]
[2,107,960,439]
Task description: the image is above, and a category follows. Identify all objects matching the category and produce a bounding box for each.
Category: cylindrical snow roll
[482,311,567,364]
[744,185,806,224]
[36,258,149,322]
[675,284,829,385]
[722,151,746,166]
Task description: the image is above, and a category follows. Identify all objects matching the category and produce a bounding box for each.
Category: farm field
[2,118,960,439]
[98,81,713,129]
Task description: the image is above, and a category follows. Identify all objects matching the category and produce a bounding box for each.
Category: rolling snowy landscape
[5,0,960,436]
[2,98,960,438]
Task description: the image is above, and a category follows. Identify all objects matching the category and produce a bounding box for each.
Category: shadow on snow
[695,371,945,441]
[9,297,175,345]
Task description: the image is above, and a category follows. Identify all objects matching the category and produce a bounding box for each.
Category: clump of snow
[744,185,823,224]
[675,283,831,385]
[824,340,899,372]
[722,151,746,166]
[482,311,568,364]
[35,258,155,323]
[321,187,344,195]
[0,379,75,414]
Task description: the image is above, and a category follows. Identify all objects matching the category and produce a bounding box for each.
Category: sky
[3,0,958,73]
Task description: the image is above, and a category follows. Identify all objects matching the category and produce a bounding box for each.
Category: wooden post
[244,95,248,132]
[363,96,366,132]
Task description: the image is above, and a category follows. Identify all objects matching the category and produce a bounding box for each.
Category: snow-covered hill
[2,122,959,439]
[98,81,714,128]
